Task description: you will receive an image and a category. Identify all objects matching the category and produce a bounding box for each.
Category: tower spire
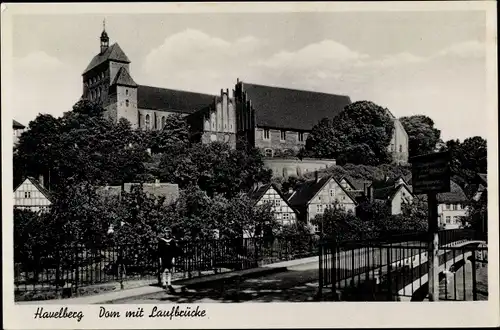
[100,19,109,54]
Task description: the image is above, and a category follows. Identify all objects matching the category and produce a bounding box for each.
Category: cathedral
[82,26,409,164]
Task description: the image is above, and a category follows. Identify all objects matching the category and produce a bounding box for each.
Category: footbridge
[318,230,487,301]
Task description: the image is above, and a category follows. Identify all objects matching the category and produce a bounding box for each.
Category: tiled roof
[83,43,130,74]
[464,183,486,199]
[477,173,487,186]
[124,182,179,205]
[111,67,137,87]
[373,185,400,200]
[436,180,468,204]
[341,175,371,191]
[288,176,331,207]
[137,85,215,114]
[288,175,357,207]
[371,177,407,190]
[239,82,352,131]
[13,120,25,129]
[95,185,122,199]
[248,183,300,216]
[248,184,272,204]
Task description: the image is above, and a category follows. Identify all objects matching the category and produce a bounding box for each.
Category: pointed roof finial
[103,18,106,32]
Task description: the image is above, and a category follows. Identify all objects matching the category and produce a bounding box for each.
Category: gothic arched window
[126,100,129,107]
[145,114,151,129]
[97,88,101,99]
[161,116,166,128]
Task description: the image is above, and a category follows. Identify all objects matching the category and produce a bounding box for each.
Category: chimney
[38,174,44,187]
[369,184,374,202]
[314,171,319,183]
[155,179,160,186]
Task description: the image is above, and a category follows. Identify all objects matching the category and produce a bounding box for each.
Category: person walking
[158,229,181,293]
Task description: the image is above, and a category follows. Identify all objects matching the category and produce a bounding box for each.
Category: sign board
[409,151,451,195]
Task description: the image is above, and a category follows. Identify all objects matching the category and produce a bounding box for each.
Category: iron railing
[318,229,487,301]
[14,234,319,300]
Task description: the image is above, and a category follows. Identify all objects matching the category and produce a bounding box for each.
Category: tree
[312,204,369,241]
[400,115,441,158]
[147,114,191,154]
[442,136,487,186]
[157,141,272,198]
[305,101,394,165]
[463,191,487,234]
[14,209,55,280]
[14,101,151,190]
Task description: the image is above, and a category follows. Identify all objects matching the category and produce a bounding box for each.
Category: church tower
[82,21,139,128]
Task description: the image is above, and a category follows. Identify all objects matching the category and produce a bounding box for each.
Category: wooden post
[427,193,439,301]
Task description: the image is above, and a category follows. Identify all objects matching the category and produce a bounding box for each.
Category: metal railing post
[318,240,323,300]
[471,252,477,301]
[386,245,392,301]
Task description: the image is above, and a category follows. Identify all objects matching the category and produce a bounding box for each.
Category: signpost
[410,151,451,301]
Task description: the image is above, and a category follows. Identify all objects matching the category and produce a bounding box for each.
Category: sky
[10,10,488,141]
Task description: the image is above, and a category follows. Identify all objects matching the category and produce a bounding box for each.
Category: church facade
[82,27,409,164]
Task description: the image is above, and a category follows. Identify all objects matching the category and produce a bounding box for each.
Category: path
[106,261,320,303]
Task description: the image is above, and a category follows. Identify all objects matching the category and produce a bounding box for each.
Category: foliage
[463,191,487,233]
[312,204,369,241]
[14,209,54,265]
[302,163,411,183]
[305,101,394,165]
[157,141,272,198]
[440,136,487,186]
[14,101,151,191]
[146,114,191,155]
[400,115,441,158]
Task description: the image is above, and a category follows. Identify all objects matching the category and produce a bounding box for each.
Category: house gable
[252,184,298,224]
[14,177,53,210]
[309,176,357,207]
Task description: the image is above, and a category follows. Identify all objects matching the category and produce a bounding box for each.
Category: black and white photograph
[2,2,498,329]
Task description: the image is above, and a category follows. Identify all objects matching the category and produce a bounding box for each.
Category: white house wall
[307,178,356,225]
[256,187,296,226]
[438,203,467,229]
[390,185,413,215]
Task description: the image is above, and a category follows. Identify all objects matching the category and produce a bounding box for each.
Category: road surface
[107,261,320,303]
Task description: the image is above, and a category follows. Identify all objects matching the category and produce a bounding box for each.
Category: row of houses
[246,172,487,231]
[13,171,486,233]
[13,177,179,213]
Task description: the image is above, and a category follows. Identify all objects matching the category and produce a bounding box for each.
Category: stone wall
[263,157,336,179]
[255,127,309,156]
